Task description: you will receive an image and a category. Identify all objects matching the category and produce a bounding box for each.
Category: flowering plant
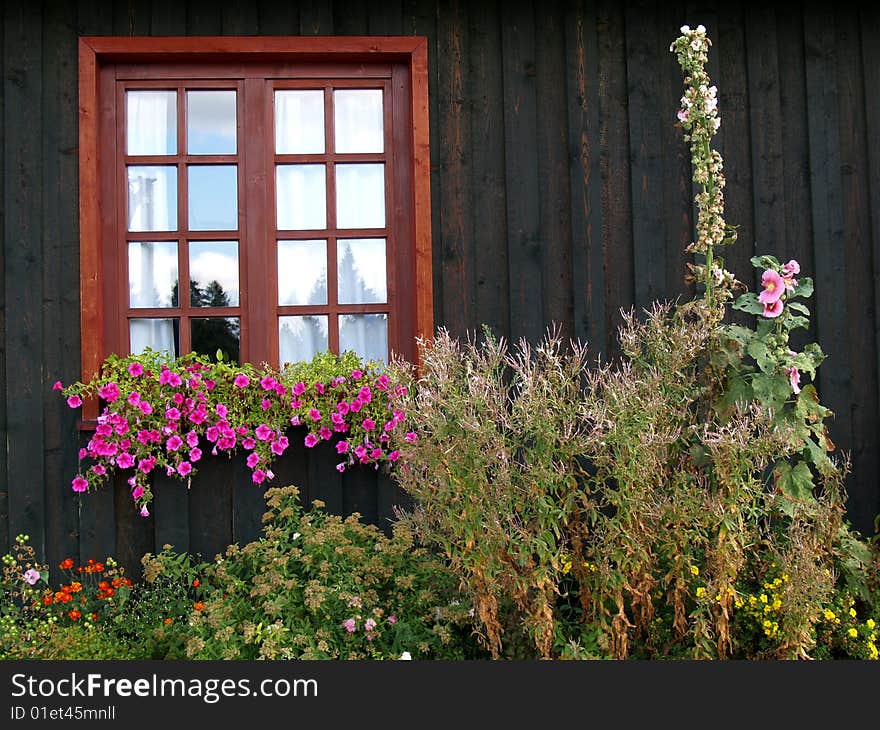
[57,349,409,515]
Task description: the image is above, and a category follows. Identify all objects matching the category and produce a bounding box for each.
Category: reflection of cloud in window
[278,240,327,305]
[128,241,178,307]
[187,90,237,154]
[338,239,386,304]
[189,242,239,306]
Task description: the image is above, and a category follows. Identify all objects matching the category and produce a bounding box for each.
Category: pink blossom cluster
[758,259,799,318]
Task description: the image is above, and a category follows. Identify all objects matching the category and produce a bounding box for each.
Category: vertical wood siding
[2,0,879,577]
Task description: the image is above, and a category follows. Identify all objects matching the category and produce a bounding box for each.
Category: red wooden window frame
[78,37,433,422]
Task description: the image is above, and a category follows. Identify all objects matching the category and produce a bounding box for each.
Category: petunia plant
[57,349,409,515]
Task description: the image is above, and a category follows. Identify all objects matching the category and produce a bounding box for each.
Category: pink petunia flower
[71,476,89,492]
[233,374,250,389]
[131,485,144,500]
[261,398,272,411]
[318,427,332,441]
[53,380,63,391]
[165,407,181,422]
[242,437,256,450]
[177,461,192,476]
[762,299,784,318]
[271,436,289,456]
[246,452,260,468]
[404,432,418,444]
[304,433,319,448]
[388,451,400,462]
[315,382,325,395]
[251,469,267,484]
[92,464,106,476]
[140,505,150,518]
[186,431,199,448]
[117,452,135,470]
[127,362,144,377]
[309,408,322,422]
[293,381,306,396]
[189,447,202,463]
[260,376,277,391]
[138,400,153,415]
[67,395,83,409]
[758,269,785,305]
[351,369,363,380]
[786,366,801,394]
[336,463,346,473]
[166,435,183,452]
[215,403,228,418]
[255,424,273,441]
[336,440,350,454]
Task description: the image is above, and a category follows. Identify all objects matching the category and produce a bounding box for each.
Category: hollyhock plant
[758,269,785,305]
[58,348,408,515]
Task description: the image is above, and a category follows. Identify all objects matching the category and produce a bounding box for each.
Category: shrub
[183,485,483,660]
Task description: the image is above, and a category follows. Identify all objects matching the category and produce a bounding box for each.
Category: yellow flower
[848,628,858,638]
[823,609,836,622]
[690,566,699,576]
[868,643,878,660]
[760,594,768,604]
[849,607,857,618]
[867,619,875,630]
[696,587,706,598]
[781,573,789,582]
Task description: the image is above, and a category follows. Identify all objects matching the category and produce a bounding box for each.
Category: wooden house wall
[2,0,879,577]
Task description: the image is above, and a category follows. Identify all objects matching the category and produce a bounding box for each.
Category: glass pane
[188,165,238,231]
[276,164,326,230]
[279,315,328,365]
[127,166,177,232]
[339,313,388,363]
[278,240,327,305]
[191,317,240,364]
[130,318,179,357]
[189,241,239,307]
[128,241,179,308]
[126,91,177,156]
[337,239,387,304]
[275,90,325,154]
[334,89,383,153]
[187,90,237,155]
[336,164,385,229]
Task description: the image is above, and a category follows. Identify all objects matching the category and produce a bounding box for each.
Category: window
[79,37,432,420]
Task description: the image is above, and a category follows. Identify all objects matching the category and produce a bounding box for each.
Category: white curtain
[130,318,177,357]
[275,90,324,154]
[276,165,326,230]
[339,314,388,363]
[336,164,385,229]
[127,90,176,155]
[279,316,328,365]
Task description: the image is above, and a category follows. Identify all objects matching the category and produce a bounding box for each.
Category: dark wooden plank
[468,0,509,341]
[114,473,154,578]
[257,0,299,36]
[0,0,7,554]
[535,2,573,340]
[333,0,368,35]
[41,0,81,573]
[501,0,543,344]
[436,0,473,339]
[804,6,854,519]
[776,4,817,348]
[77,435,116,567]
[221,3,260,35]
[309,440,343,516]
[342,463,378,527]
[566,0,604,355]
[860,3,880,531]
[186,0,223,36]
[113,0,151,35]
[153,472,191,554]
[596,0,633,358]
[368,0,403,35]
[625,1,667,313]
[716,2,754,322]
[232,456,266,547]
[834,8,878,536]
[4,1,45,560]
[150,0,187,36]
[300,0,334,35]
[269,427,313,510]
[188,451,233,561]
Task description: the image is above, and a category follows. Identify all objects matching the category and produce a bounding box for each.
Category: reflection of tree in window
[187,279,240,363]
[338,241,382,303]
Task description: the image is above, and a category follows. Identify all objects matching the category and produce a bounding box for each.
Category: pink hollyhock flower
[117,452,135,469]
[72,476,89,492]
[189,447,202,463]
[233,374,250,389]
[336,440,350,454]
[177,461,192,477]
[260,376,277,391]
[251,469,267,484]
[343,618,357,633]
[131,485,144,500]
[140,505,150,518]
[758,269,785,305]
[786,366,801,394]
[67,395,83,409]
[166,435,183,452]
[304,433,319,448]
[309,408,322,422]
[24,568,40,585]
[762,299,784,318]
[255,424,273,441]
[404,432,418,444]
[781,259,800,277]
[53,380,63,391]
[127,362,144,377]
[293,381,306,396]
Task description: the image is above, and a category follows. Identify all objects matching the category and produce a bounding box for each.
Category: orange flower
[98,581,110,590]
[193,601,205,611]
[68,610,81,620]
[111,578,122,588]
[192,579,200,588]
[76,566,84,574]
[69,581,82,593]
[53,591,66,603]
[93,563,105,573]
[87,559,95,565]
[59,558,74,570]
[91,613,99,621]
[42,595,53,606]
[122,578,132,586]
[163,617,174,625]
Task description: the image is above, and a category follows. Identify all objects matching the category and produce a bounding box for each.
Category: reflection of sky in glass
[188,165,238,231]
[279,315,328,364]
[189,241,239,306]
[128,241,178,308]
[275,90,325,154]
[127,90,177,155]
[334,89,383,153]
[276,165,326,230]
[339,313,388,363]
[337,239,386,304]
[187,90,237,154]
[278,240,327,305]
[130,318,179,357]
[336,164,385,228]
[128,166,177,231]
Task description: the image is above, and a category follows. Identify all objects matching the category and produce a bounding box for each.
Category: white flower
[681,25,691,33]
[399,651,412,660]
[292,532,300,540]
[697,24,706,33]
[691,39,702,50]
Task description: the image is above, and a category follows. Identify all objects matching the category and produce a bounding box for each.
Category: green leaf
[786,302,810,316]
[747,339,775,373]
[722,324,754,345]
[215,349,224,362]
[785,315,810,331]
[732,293,766,316]
[792,277,813,299]
[775,460,815,502]
[752,372,789,410]
[751,254,780,270]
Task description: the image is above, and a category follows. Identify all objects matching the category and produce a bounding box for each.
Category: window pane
[191,317,240,364]
[188,165,238,231]
[275,90,325,154]
[337,238,387,304]
[276,164,326,230]
[126,91,177,155]
[130,318,179,357]
[335,164,385,229]
[127,166,178,232]
[278,240,327,305]
[128,241,179,308]
[279,315,328,365]
[339,313,388,363]
[187,90,237,155]
[334,89,383,153]
[189,241,239,307]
